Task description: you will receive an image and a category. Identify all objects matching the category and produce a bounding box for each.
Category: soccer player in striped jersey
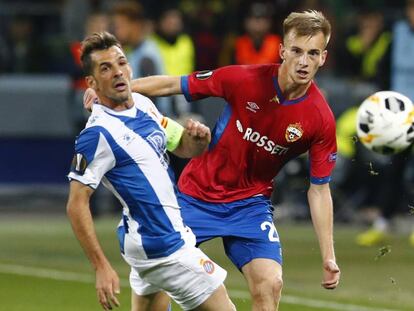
[84,10,341,310]
[66,32,235,311]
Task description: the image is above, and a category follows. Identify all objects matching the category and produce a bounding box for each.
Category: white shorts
[123,245,227,310]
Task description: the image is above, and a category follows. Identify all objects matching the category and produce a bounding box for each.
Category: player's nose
[113,65,124,77]
[298,53,310,66]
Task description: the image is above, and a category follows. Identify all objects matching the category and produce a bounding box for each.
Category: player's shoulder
[211,64,276,89]
[83,104,113,129]
[132,93,162,121]
[218,63,276,76]
[132,92,153,109]
[74,125,104,154]
[308,82,335,121]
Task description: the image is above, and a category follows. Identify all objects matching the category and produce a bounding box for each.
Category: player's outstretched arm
[130,75,182,97]
[66,181,121,310]
[307,183,341,290]
[172,119,211,158]
[83,76,182,111]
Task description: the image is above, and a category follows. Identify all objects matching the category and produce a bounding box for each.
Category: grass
[0,216,413,310]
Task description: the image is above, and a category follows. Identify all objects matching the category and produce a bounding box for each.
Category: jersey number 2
[261,221,280,242]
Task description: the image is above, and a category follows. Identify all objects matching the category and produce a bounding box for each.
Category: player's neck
[277,66,311,100]
[98,94,134,111]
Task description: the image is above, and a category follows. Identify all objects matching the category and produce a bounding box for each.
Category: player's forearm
[307,184,336,262]
[173,131,209,158]
[66,186,110,270]
[171,119,211,158]
[131,75,182,97]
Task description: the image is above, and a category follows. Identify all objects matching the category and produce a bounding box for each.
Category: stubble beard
[109,92,129,104]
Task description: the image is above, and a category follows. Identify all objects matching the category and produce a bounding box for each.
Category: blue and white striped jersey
[68,93,195,259]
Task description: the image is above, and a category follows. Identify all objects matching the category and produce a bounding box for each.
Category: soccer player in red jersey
[84,10,340,311]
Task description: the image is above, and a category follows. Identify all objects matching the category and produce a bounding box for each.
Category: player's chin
[293,74,311,84]
[111,93,129,104]
[294,79,311,86]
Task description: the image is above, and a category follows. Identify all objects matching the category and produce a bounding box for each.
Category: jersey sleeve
[309,115,337,184]
[68,127,116,189]
[180,65,243,102]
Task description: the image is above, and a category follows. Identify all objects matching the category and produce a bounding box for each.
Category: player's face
[280,30,327,85]
[87,46,132,106]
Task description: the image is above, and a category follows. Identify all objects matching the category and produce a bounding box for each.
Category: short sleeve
[68,127,116,189]
[309,116,337,184]
[181,65,243,102]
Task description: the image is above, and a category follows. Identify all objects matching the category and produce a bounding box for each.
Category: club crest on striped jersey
[200,259,215,274]
[147,130,166,154]
[285,123,303,143]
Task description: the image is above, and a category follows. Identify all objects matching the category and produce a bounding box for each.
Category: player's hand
[95,265,121,310]
[184,119,211,143]
[84,88,98,112]
[321,259,340,290]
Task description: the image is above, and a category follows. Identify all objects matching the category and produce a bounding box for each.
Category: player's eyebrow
[309,49,321,53]
[98,61,112,67]
[98,55,127,67]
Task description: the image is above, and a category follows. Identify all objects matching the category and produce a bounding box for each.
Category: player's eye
[100,66,109,72]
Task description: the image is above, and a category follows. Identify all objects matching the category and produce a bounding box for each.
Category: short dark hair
[80,31,122,75]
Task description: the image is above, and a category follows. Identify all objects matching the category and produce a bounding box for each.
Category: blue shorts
[178,192,283,270]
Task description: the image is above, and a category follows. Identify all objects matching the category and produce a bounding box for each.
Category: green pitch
[0,216,413,311]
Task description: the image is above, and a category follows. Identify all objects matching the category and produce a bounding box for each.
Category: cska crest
[285,123,304,142]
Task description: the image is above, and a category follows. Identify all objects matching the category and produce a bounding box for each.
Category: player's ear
[279,43,285,61]
[85,75,97,90]
[319,50,328,67]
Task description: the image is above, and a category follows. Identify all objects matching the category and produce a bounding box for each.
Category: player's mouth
[113,80,127,91]
[296,69,309,79]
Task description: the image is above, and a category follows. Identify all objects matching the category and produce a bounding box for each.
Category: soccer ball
[356,91,414,154]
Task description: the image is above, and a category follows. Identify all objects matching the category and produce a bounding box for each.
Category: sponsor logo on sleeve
[71,153,88,175]
[285,123,303,143]
[195,70,213,80]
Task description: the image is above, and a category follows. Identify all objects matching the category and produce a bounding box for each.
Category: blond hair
[283,10,331,46]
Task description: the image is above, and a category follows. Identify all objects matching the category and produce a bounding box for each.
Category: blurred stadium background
[1,0,414,310]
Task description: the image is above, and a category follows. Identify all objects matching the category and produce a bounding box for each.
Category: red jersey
[179,64,337,202]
